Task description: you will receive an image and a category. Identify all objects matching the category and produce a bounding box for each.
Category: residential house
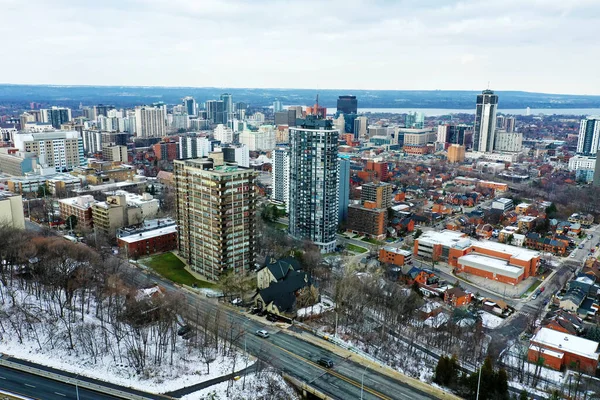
[568,213,594,227]
[444,287,471,307]
[541,309,584,336]
[254,257,315,318]
[526,233,567,255]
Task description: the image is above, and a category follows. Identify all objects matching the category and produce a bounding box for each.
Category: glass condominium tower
[473,89,498,153]
[288,115,339,253]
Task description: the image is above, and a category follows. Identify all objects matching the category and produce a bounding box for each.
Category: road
[123,265,437,400]
[0,365,122,400]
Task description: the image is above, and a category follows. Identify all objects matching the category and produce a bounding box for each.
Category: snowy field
[0,285,251,394]
[181,369,299,400]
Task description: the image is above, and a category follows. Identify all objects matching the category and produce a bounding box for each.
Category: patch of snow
[297,296,335,318]
[423,313,449,328]
[479,311,504,329]
[181,369,299,400]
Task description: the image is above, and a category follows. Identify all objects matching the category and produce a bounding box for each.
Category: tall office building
[473,89,498,153]
[353,116,368,140]
[494,131,523,152]
[182,96,198,116]
[206,100,226,124]
[273,100,283,113]
[576,117,600,156]
[13,131,84,172]
[134,106,166,138]
[182,96,197,117]
[40,107,72,129]
[94,105,115,117]
[505,116,516,133]
[275,110,297,126]
[338,158,350,222]
[174,158,257,281]
[337,95,358,115]
[405,112,424,129]
[271,148,289,211]
[220,93,234,122]
[437,124,471,146]
[288,116,339,253]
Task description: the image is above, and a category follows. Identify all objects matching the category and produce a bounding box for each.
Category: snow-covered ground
[181,369,299,400]
[479,311,505,329]
[0,285,251,394]
[423,313,449,328]
[297,296,335,318]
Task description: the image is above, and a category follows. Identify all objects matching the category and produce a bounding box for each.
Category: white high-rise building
[273,100,283,113]
[134,106,166,138]
[576,117,600,156]
[239,125,276,151]
[494,131,523,153]
[271,148,289,212]
[473,89,498,153]
[13,131,85,172]
[82,130,103,154]
[179,136,211,159]
[213,124,234,143]
[288,116,339,253]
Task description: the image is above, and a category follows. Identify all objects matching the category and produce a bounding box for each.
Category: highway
[0,365,122,400]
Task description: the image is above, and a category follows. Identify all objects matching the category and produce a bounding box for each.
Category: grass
[352,234,362,239]
[143,252,216,289]
[346,244,368,254]
[270,222,288,230]
[521,279,542,298]
[361,237,382,245]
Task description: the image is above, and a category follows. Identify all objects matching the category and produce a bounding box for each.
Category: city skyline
[1,0,599,95]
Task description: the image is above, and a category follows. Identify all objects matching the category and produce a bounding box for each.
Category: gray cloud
[0,0,598,94]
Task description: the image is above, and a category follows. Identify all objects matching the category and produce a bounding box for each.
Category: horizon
[2,83,600,99]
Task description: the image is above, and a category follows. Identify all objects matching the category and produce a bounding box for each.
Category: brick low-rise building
[528,327,600,374]
[117,220,177,258]
[58,195,96,228]
[379,246,412,266]
[414,230,540,286]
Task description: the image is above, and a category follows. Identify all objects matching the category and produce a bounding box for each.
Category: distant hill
[2,84,600,110]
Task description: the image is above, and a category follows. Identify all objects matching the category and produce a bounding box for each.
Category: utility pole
[476,363,482,400]
[360,365,368,400]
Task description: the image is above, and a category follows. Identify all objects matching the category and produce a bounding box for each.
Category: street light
[75,374,80,400]
[476,363,482,400]
[360,365,368,400]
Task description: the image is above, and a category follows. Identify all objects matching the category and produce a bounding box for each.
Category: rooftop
[418,230,471,249]
[474,240,540,262]
[117,224,177,244]
[458,253,524,279]
[531,327,600,360]
[382,246,411,256]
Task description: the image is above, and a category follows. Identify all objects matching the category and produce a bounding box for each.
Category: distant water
[327,107,600,116]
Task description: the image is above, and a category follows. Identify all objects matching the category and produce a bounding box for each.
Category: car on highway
[318,357,334,368]
[255,329,270,338]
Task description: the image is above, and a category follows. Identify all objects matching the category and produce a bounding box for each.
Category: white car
[255,329,269,338]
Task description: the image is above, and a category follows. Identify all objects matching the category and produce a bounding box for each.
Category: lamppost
[360,365,368,400]
[476,363,482,400]
[75,374,80,400]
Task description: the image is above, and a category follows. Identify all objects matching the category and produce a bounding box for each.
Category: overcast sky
[1,0,599,94]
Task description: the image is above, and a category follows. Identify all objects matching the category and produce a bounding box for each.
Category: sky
[1,0,599,94]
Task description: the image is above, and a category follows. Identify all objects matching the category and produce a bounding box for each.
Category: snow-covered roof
[531,327,600,360]
[458,253,524,279]
[528,345,564,359]
[118,225,177,243]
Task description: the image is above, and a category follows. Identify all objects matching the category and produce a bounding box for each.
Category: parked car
[255,329,270,338]
[231,298,242,305]
[317,357,334,368]
[266,314,279,322]
[177,325,191,336]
